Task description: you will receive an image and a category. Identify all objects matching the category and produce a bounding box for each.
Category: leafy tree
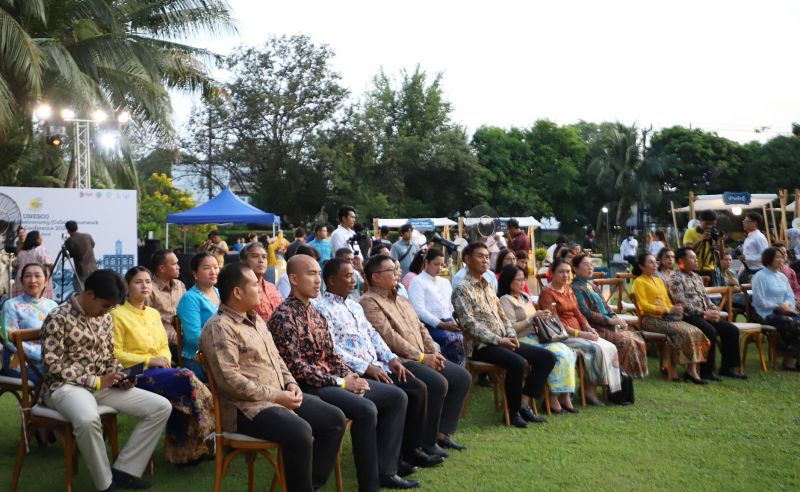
[138,172,210,246]
[745,135,800,193]
[222,35,349,222]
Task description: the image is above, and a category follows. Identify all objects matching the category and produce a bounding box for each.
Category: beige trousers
[45,384,172,491]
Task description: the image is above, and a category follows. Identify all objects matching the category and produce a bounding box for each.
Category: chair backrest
[627,292,643,318]
[173,317,184,367]
[593,278,624,313]
[739,283,757,322]
[9,329,41,410]
[704,286,733,321]
[591,271,607,279]
[701,276,711,287]
[195,352,223,436]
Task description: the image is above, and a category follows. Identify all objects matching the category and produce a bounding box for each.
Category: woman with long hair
[112,266,214,465]
[630,252,709,383]
[539,259,622,405]
[498,265,578,413]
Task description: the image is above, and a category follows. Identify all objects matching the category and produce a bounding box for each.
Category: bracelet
[95,377,102,390]
[418,353,426,363]
[340,378,346,389]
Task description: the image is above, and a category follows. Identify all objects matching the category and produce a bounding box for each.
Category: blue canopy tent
[165,187,280,248]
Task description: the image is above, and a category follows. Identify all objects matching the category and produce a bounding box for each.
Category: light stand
[51,242,81,303]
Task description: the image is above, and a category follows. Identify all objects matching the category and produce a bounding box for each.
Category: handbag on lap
[533,315,569,344]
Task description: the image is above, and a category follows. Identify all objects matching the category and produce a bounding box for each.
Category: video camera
[708,227,722,243]
[432,233,458,254]
[348,231,367,255]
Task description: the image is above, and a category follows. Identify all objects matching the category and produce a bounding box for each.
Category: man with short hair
[619,229,639,263]
[286,226,307,259]
[331,205,360,254]
[336,247,365,300]
[391,224,420,276]
[545,235,568,264]
[669,247,745,380]
[42,270,172,492]
[270,255,416,490]
[506,219,531,253]
[307,224,333,266]
[361,255,470,456]
[375,226,392,248]
[239,242,283,322]
[64,220,97,292]
[583,227,598,252]
[201,230,229,267]
[452,242,556,428]
[315,258,443,474]
[200,263,346,492]
[146,248,186,359]
[740,212,769,283]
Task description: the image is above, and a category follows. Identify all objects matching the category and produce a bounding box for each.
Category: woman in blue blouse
[176,252,220,380]
[751,247,800,370]
[1,263,58,383]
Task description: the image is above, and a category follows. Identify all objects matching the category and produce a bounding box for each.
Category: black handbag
[608,372,635,405]
[533,314,569,344]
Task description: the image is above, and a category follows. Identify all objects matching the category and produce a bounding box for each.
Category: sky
[171,0,800,144]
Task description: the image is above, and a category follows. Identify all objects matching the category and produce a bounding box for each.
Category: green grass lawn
[2,351,799,492]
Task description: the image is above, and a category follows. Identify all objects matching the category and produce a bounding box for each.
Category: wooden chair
[197,352,287,492]
[705,286,767,374]
[172,317,184,367]
[10,329,120,492]
[613,273,638,313]
[463,359,511,426]
[0,331,33,404]
[739,284,780,369]
[627,293,672,378]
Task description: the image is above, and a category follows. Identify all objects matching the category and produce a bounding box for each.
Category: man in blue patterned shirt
[314,258,445,473]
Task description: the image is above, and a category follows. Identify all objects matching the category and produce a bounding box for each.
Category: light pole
[602,206,610,266]
[34,104,130,189]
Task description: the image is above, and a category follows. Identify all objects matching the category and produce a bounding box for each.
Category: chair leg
[246,451,256,492]
[461,373,474,418]
[756,334,767,372]
[63,430,75,492]
[108,419,119,461]
[543,385,551,416]
[499,374,510,427]
[335,429,345,492]
[491,372,501,411]
[278,450,288,492]
[213,443,224,492]
[10,426,28,492]
[740,335,750,375]
[577,357,586,407]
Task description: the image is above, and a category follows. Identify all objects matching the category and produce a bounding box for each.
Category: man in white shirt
[330,205,361,255]
[740,212,769,283]
[786,218,800,260]
[545,235,568,264]
[619,230,639,262]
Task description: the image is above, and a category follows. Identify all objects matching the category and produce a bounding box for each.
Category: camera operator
[64,220,97,293]
[682,211,725,286]
[331,205,362,256]
[391,224,421,276]
[739,212,769,284]
[200,230,229,267]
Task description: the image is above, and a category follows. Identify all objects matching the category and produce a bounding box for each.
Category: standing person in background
[14,226,26,254]
[266,233,289,284]
[200,230,229,267]
[391,224,421,276]
[286,227,307,259]
[506,219,531,253]
[307,224,333,266]
[786,218,800,261]
[682,211,724,286]
[146,249,186,362]
[64,220,97,293]
[375,226,393,248]
[231,238,245,252]
[583,227,598,252]
[331,206,360,255]
[648,230,668,257]
[546,236,568,264]
[619,229,639,264]
[739,212,769,284]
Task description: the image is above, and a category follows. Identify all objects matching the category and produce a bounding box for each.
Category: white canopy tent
[375,217,458,228]
[674,193,778,213]
[462,216,542,228]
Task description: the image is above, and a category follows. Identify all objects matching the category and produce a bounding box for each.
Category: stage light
[35,104,52,120]
[61,108,76,120]
[93,109,107,123]
[602,207,609,214]
[99,132,117,149]
[117,111,130,124]
[47,134,64,147]
[732,206,742,216]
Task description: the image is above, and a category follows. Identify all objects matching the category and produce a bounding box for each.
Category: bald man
[269,255,417,490]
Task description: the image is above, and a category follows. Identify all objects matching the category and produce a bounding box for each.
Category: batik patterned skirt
[561,336,622,392]
[641,316,709,366]
[519,335,576,393]
[136,367,214,464]
[595,325,649,379]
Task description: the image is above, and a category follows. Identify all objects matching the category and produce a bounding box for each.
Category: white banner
[0,186,137,299]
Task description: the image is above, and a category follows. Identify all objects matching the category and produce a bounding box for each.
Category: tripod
[52,244,81,303]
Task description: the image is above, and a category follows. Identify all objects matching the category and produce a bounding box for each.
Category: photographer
[200,230,229,267]
[331,205,361,256]
[64,220,97,293]
[739,212,769,284]
[391,224,421,276]
[682,211,724,286]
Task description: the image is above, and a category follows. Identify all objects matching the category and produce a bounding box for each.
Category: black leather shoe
[562,406,579,414]
[438,434,466,451]
[702,372,723,382]
[405,448,444,468]
[100,482,117,492]
[518,405,543,422]
[510,413,528,428]
[719,368,748,380]
[398,461,418,478]
[683,373,709,385]
[422,443,449,459]
[379,474,420,489]
[111,469,151,490]
[586,398,605,407]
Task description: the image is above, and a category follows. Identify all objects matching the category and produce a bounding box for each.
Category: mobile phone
[113,362,145,387]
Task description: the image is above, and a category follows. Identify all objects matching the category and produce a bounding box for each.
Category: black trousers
[379,372,429,454]
[302,381,407,492]
[236,395,346,492]
[402,360,470,445]
[471,343,556,415]
[683,314,741,375]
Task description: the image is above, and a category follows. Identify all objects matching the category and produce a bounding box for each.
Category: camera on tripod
[708,227,722,242]
[431,233,458,254]
[348,231,367,255]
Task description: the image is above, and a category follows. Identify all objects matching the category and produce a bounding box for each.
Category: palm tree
[587,123,663,229]
[1,0,235,187]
